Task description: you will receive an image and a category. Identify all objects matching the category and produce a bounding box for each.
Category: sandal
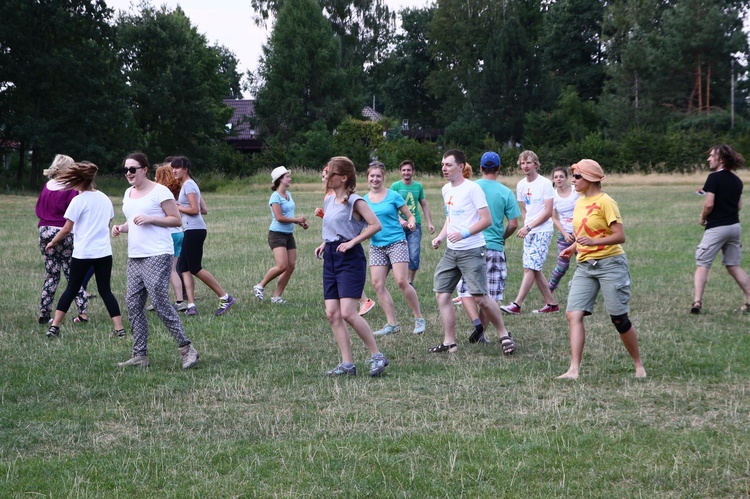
[690,301,702,315]
[72,315,88,324]
[734,303,750,313]
[429,342,457,353]
[500,334,516,355]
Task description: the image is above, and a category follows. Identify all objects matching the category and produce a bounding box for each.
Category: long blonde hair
[43,154,74,179]
[55,161,98,191]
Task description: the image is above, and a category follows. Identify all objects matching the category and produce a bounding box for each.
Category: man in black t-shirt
[692,144,750,314]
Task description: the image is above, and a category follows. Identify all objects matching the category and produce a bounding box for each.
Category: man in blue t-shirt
[457,151,521,343]
[390,160,435,285]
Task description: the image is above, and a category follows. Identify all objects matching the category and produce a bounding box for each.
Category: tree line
[254,0,750,173]
[0,0,242,187]
[1,0,749,188]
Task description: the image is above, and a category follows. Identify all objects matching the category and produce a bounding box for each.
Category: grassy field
[1,171,749,497]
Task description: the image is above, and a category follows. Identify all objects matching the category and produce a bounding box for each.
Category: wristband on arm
[460,228,471,239]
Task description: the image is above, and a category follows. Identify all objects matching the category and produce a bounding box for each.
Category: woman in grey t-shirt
[313,156,389,377]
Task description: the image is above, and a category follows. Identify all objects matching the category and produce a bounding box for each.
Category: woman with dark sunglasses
[112,152,199,369]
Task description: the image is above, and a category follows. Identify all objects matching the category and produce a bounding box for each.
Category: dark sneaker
[184,305,197,316]
[500,302,521,315]
[532,303,559,314]
[469,323,485,343]
[112,329,127,338]
[368,353,389,377]
[39,315,51,325]
[215,295,236,316]
[477,334,491,344]
[325,362,357,376]
[46,325,60,338]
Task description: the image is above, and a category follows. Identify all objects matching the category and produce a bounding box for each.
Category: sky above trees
[104,0,433,94]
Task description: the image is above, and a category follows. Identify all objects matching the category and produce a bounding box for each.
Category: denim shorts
[405,224,422,271]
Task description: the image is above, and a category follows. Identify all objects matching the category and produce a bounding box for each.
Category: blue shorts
[323,241,366,300]
[171,231,184,258]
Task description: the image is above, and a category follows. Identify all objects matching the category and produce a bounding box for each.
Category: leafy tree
[250,0,395,101]
[425,0,492,122]
[372,7,440,127]
[331,118,384,168]
[0,0,130,185]
[601,0,749,134]
[540,0,606,102]
[475,0,551,142]
[116,4,239,166]
[252,0,356,143]
[657,0,747,114]
[525,86,600,149]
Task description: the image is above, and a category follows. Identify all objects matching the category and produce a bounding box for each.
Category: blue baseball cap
[480,151,501,169]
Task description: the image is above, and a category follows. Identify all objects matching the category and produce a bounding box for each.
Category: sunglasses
[572,174,583,180]
[122,166,145,174]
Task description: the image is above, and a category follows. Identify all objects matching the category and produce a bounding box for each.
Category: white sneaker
[178,344,199,369]
[118,355,149,368]
[271,296,286,304]
[413,318,426,334]
[253,284,264,301]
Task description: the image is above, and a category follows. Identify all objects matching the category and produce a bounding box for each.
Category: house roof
[362,106,385,122]
[223,99,256,140]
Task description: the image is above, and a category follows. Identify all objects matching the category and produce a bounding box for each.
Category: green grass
[1,172,749,497]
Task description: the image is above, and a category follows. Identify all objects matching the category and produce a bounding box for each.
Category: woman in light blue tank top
[253,166,308,304]
[313,156,390,377]
[363,163,426,336]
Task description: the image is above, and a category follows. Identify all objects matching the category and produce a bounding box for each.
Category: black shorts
[268,230,296,250]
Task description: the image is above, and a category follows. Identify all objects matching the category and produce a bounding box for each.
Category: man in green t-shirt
[390,160,435,285]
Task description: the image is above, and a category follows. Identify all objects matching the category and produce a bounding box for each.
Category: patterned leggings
[126,254,190,357]
[39,226,87,319]
[549,233,574,291]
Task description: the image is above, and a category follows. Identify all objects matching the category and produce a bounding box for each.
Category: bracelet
[460,228,471,239]
[525,225,531,232]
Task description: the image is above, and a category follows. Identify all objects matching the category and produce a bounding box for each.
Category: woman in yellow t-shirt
[556,159,646,380]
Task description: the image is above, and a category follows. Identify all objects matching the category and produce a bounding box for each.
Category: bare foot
[555,369,579,379]
[635,366,647,378]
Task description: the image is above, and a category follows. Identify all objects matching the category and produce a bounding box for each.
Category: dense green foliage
[1,0,748,185]
[0,0,244,188]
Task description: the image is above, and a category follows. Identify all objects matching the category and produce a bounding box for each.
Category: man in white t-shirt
[501,150,559,315]
[430,149,516,355]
